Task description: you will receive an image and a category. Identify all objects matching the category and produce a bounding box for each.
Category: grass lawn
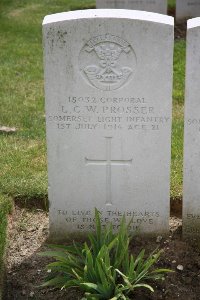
[0,0,183,200]
[0,194,12,296]
[171,40,186,198]
[0,0,94,201]
[0,0,183,287]
[0,1,95,291]
[168,0,175,9]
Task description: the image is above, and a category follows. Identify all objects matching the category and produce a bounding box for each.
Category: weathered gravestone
[96,0,168,14]
[183,17,200,238]
[176,0,200,22]
[43,9,174,241]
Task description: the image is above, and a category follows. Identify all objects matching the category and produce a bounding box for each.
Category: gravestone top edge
[43,9,174,26]
[187,17,200,30]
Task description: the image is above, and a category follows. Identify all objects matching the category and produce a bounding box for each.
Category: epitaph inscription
[57,209,160,231]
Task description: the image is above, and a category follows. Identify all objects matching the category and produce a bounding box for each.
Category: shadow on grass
[70,3,95,10]
[170,196,182,218]
[14,194,48,211]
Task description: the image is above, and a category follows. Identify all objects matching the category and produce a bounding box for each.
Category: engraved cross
[85,137,132,205]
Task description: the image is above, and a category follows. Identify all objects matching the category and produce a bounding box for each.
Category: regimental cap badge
[79,34,137,91]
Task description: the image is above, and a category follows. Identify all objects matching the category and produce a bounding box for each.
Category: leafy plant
[40,209,172,299]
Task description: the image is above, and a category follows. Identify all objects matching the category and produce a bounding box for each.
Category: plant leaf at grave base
[40,210,172,299]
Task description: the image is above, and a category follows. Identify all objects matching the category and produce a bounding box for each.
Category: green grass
[0,1,184,214]
[0,194,12,299]
[171,104,184,198]
[168,0,175,9]
[0,0,94,202]
[173,40,186,105]
[0,1,95,284]
[171,40,186,198]
[0,0,185,201]
[0,2,185,294]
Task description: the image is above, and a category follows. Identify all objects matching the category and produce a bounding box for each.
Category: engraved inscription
[47,95,170,132]
[187,213,200,220]
[57,209,160,231]
[186,118,200,131]
[79,34,136,91]
[184,213,200,235]
[184,226,200,234]
[85,137,132,205]
[187,1,200,7]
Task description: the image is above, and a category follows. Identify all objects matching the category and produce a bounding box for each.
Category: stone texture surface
[176,0,200,22]
[43,9,174,240]
[183,17,200,238]
[96,0,168,14]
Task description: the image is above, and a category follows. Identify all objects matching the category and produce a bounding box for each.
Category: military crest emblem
[79,34,136,91]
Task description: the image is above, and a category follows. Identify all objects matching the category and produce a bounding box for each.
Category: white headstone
[176,0,200,22]
[183,17,200,238]
[96,0,168,14]
[43,9,174,241]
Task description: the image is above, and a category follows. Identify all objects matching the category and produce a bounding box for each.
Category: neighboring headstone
[96,0,168,14]
[183,17,200,238]
[176,0,200,22]
[43,9,174,241]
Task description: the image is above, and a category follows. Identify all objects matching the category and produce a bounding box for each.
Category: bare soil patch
[175,22,186,40]
[4,203,200,300]
[168,8,187,40]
